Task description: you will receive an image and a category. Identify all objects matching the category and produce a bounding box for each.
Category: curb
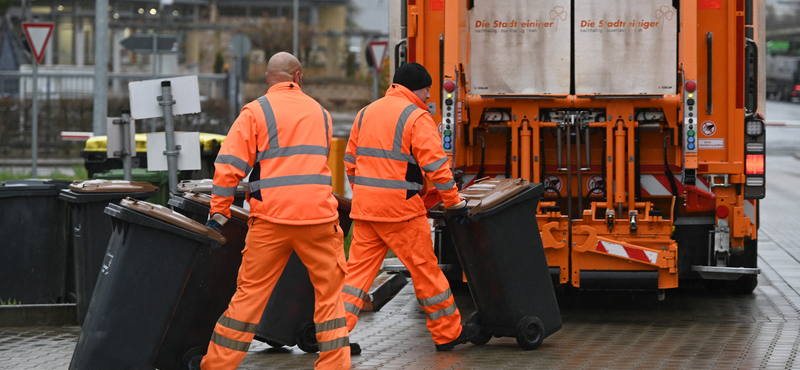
[0,304,78,327]
[363,272,408,312]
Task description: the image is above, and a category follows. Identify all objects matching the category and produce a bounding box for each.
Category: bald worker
[190,52,351,370]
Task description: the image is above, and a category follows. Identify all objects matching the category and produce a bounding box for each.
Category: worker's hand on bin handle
[206,213,229,231]
[446,200,472,225]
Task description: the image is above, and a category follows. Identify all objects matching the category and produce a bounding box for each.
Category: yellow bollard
[327,137,347,196]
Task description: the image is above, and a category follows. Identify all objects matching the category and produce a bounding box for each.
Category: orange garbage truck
[395,0,766,298]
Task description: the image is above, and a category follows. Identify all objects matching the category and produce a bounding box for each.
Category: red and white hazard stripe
[639,174,710,196]
[765,120,800,127]
[595,240,659,264]
[743,199,756,226]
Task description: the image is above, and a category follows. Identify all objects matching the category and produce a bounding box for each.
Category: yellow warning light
[688,93,694,98]
[447,93,453,98]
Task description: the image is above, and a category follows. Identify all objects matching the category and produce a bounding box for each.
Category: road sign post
[22,22,54,178]
[368,41,388,102]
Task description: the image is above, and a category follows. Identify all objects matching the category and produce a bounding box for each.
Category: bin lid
[84,132,226,153]
[181,191,250,221]
[177,179,248,194]
[0,179,72,197]
[69,179,159,193]
[118,197,226,244]
[93,168,169,184]
[334,193,351,209]
[460,178,537,215]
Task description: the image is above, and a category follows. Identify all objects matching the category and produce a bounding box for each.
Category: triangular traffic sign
[22,23,55,64]
[368,41,388,75]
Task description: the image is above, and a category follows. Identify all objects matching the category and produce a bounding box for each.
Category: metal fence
[0,71,232,158]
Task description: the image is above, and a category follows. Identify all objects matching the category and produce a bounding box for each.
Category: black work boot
[435,323,479,352]
[350,342,362,355]
[188,355,203,370]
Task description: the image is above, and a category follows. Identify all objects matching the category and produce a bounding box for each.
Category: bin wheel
[735,275,758,295]
[265,340,285,348]
[515,316,545,350]
[294,321,319,353]
[466,312,492,346]
[181,347,206,368]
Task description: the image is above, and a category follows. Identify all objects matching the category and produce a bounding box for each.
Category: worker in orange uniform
[189,52,351,370]
[341,62,478,352]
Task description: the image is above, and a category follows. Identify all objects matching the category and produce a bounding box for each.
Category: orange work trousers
[201,218,350,370]
[341,216,462,345]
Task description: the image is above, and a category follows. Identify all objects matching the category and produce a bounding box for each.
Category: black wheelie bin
[176,179,249,207]
[437,178,561,350]
[69,198,226,370]
[59,179,159,325]
[0,179,72,304]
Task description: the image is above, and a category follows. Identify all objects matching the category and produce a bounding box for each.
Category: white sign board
[106,117,137,159]
[574,0,677,94]
[22,23,54,64]
[146,132,202,171]
[368,41,388,75]
[129,75,201,120]
[468,0,571,95]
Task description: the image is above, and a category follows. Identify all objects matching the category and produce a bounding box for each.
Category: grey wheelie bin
[437,178,561,350]
[0,179,71,304]
[59,180,158,325]
[69,198,226,370]
[176,179,248,207]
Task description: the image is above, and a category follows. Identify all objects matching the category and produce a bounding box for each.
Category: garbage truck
[394,0,766,298]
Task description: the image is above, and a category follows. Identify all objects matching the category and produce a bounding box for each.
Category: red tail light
[716,205,729,218]
[746,154,764,175]
[794,85,800,90]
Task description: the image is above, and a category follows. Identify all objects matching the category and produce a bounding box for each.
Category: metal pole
[31,58,38,178]
[293,0,299,57]
[372,70,379,102]
[93,0,109,136]
[120,109,132,181]
[151,34,158,133]
[159,81,179,195]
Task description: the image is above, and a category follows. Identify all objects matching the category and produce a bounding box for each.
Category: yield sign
[368,41,388,75]
[22,23,54,64]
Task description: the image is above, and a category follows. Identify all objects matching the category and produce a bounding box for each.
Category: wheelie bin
[0,179,72,304]
[59,179,159,325]
[176,179,249,207]
[168,191,348,353]
[161,191,247,370]
[69,198,226,370]
[92,168,169,206]
[435,178,561,350]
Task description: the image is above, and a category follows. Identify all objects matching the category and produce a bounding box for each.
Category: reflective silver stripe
[217,315,258,333]
[315,317,346,333]
[417,288,452,307]
[433,179,456,191]
[347,173,355,184]
[321,105,329,150]
[342,285,368,302]
[318,336,350,352]
[210,331,251,352]
[250,175,332,191]
[393,104,418,152]
[256,145,328,161]
[352,176,424,191]
[344,302,361,316]
[257,96,279,149]
[356,147,417,164]
[426,302,457,321]
[421,157,448,173]
[357,105,368,130]
[344,153,356,164]
[215,154,251,174]
[212,184,238,197]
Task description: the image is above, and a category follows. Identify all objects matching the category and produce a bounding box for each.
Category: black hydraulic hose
[586,186,605,211]
[663,135,679,221]
[476,135,486,180]
[505,127,512,178]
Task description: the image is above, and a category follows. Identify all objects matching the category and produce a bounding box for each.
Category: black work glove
[446,205,472,226]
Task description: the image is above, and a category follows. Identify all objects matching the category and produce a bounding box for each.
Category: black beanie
[392,63,432,91]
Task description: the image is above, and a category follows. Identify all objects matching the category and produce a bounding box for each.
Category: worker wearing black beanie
[392,62,433,92]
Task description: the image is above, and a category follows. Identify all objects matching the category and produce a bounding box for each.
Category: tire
[294,321,319,353]
[265,340,285,348]
[515,316,545,350]
[466,312,491,345]
[735,275,758,295]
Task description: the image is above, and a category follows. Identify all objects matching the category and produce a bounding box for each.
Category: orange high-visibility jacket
[210,81,338,225]
[345,83,462,222]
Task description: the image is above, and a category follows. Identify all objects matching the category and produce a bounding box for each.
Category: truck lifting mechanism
[397,0,766,298]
